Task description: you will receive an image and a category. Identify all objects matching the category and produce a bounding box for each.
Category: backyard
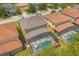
[15,32,79,56]
[37,33,79,56]
[15,45,31,56]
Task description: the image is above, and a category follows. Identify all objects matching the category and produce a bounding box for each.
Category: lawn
[16,46,31,56]
[15,33,79,56]
[37,33,79,56]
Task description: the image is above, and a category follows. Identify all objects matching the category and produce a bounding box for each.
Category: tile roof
[15,3,29,11]
[73,18,79,25]
[45,12,70,24]
[20,16,46,30]
[0,27,18,41]
[64,7,79,17]
[16,3,28,7]
[0,22,22,54]
[0,40,22,54]
[54,22,74,32]
[0,22,18,41]
[0,22,18,32]
[26,28,48,40]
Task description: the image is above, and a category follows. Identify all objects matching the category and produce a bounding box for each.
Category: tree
[51,3,75,11]
[59,3,74,10]
[51,3,58,12]
[0,4,10,18]
[38,4,47,11]
[51,4,58,10]
[27,4,36,14]
[15,6,21,15]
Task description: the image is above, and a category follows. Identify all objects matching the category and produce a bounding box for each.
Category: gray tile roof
[20,15,46,30]
[25,28,48,40]
[20,15,48,40]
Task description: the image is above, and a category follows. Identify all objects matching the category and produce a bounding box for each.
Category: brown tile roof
[0,27,18,41]
[64,7,79,17]
[0,22,18,32]
[0,22,22,54]
[0,40,22,54]
[0,22,18,41]
[45,12,70,24]
[16,3,28,7]
[15,3,29,11]
[73,18,79,25]
[54,22,74,32]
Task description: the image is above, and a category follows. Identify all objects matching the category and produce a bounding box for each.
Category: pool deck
[60,30,77,43]
[30,36,56,53]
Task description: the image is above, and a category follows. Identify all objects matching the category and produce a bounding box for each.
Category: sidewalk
[0,9,52,25]
[21,8,52,18]
[0,16,21,25]
[22,12,37,18]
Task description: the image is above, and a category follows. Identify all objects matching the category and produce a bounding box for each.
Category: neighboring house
[44,12,76,43]
[0,22,22,56]
[20,15,58,54]
[63,7,79,32]
[1,3,16,16]
[72,4,79,10]
[15,3,29,11]
[74,18,79,25]
[44,12,71,32]
[73,18,79,32]
[63,7,79,18]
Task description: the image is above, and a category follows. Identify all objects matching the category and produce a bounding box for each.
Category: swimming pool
[33,39,55,53]
[28,32,56,53]
[60,30,76,43]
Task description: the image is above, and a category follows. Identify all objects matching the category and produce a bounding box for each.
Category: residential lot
[0,3,79,56]
[20,15,58,54]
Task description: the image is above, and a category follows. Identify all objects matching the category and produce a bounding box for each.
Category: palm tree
[27,4,37,14]
[15,6,22,15]
[38,3,48,11]
[51,3,75,12]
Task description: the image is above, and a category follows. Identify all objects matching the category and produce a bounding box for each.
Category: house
[20,15,58,53]
[15,3,29,11]
[44,12,76,43]
[63,7,79,18]
[0,22,22,56]
[44,12,71,32]
[63,7,79,32]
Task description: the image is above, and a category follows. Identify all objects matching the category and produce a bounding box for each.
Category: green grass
[16,21,31,56]
[37,33,79,56]
[16,46,31,56]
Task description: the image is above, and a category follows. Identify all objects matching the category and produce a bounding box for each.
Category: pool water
[65,32,74,42]
[33,40,54,52]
